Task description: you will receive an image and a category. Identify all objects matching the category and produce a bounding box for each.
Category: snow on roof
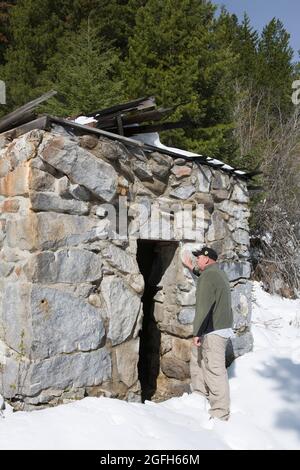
[131,132,203,158]
[74,116,97,125]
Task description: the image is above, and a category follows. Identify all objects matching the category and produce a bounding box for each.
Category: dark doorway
[136,240,178,402]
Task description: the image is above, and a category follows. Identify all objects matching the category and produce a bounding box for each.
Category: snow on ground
[0,281,300,450]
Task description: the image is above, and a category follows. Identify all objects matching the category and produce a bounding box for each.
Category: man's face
[196,255,209,271]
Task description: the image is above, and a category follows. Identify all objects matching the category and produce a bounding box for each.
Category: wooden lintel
[0,115,50,140]
[0,90,57,133]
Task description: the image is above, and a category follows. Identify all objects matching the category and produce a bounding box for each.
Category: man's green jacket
[193,263,233,337]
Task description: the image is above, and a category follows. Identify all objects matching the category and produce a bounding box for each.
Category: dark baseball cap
[192,246,218,261]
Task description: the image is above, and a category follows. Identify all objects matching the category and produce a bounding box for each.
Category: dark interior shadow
[137,240,178,402]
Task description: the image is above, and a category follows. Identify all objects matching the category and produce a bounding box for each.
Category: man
[183,246,233,421]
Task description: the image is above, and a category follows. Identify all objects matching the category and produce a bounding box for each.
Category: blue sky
[214,0,300,59]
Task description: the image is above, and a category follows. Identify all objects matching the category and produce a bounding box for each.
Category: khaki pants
[190,334,230,420]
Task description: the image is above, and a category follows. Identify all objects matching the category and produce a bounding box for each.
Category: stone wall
[0,126,252,409]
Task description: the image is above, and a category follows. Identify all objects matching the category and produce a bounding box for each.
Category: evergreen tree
[67,0,147,56]
[257,18,295,113]
[0,0,74,111]
[124,0,238,159]
[39,20,124,116]
[235,13,259,81]
[0,1,16,65]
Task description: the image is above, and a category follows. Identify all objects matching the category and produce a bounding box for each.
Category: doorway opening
[136,240,178,402]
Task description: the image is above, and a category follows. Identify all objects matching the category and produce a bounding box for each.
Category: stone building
[0,97,253,410]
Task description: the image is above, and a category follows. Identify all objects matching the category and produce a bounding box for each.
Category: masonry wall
[0,127,252,409]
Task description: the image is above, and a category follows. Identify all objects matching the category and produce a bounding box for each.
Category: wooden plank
[85,97,155,118]
[124,120,192,136]
[96,107,174,129]
[0,115,50,140]
[49,115,146,147]
[0,90,57,133]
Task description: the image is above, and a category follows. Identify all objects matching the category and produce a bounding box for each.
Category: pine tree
[0,0,74,111]
[235,13,259,81]
[257,18,295,113]
[39,20,124,116]
[67,0,147,56]
[123,0,238,159]
[0,1,16,65]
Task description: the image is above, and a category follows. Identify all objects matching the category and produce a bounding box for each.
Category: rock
[100,276,141,346]
[132,161,153,181]
[212,189,230,201]
[0,135,10,150]
[150,155,172,180]
[1,282,106,360]
[30,286,106,359]
[151,152,173,167]
[216,200,247,218]
[232,229,250,246]
[88,294,103,308]
[126,273,145,294]
[30,192,90,215]
[228,216,249,232]
[4,129,43,172]
[160,334,172,355]
[171,165,192,179]
[0,162,30,196]
[0,282,32,356]
[118,176,129,189]
[79,135,98,150]
[231,281,252,325]
[193,192,214,212]
[161,355,190,380]
[197,166,212,193]
[0,152,12,178]
[95,206,108,218]
[231,183,249,203]
[39,134,118,202]
[24,249,103,283]
[172,337,191,362]
[27,348,112,397]
[212,172,230,190]
[92,138,127,162]
[115,339,140,387]
[102,244,139,274]
[68,184,91,201]
[55,176,69,196]
[218,261,251,282]
[6,213,109,251]
[227,332,253,366]
[156,305,193,339]
[173,158,187,165]
[176,287,196,306]
[0,261,14,277]
[170,185,195,200]
[143,179,167,195]
[29,167,56,192]
[206,211,227,242]
[178,307,195,325]
[0,199,20,213]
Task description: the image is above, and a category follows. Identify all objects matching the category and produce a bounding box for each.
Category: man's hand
[182,251,193,271]
[193,336,201,347]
